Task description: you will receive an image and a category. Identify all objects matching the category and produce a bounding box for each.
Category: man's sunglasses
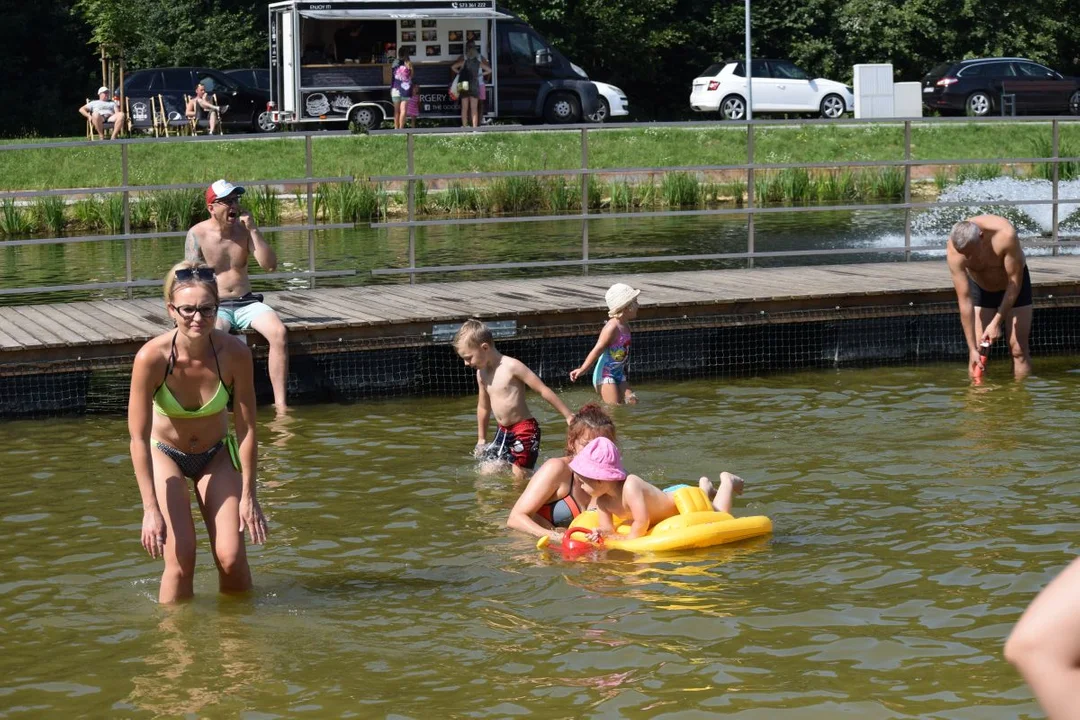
[213,196,242,206]
[174,267,216,282]
[169,303,219,320]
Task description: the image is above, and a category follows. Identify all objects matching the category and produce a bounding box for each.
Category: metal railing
[1,116,1079,297]
[0,131,356,297]
[367,115,1080,279]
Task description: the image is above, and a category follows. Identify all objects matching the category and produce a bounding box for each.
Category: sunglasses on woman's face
[170,303,219,320]
[174,267,216,282]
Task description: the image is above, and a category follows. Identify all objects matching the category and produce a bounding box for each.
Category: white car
[590,81,629,122]
[690,60,854,120]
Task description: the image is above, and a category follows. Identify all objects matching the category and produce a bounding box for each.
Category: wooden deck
[5,257,1080,366]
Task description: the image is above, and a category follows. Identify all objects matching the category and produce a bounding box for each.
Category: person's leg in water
[698,472,745,513]
[1004,555,1080,718]
[248,311,289,414]
[597,380,620,405]
[151,448,199,603]
[1009,305,1033,378]
[195,446,252,595]
[617,380,637,405]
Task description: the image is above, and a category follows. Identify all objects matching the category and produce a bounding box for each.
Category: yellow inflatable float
[537,485,772,555]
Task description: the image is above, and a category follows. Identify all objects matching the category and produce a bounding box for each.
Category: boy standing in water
[454,319,574,480]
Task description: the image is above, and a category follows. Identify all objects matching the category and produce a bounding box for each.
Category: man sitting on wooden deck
[185,180,289,413]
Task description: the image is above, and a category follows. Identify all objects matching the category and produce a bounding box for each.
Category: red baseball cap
[205,179,245,206]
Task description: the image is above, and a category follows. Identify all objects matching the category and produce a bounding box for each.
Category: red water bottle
[973,340,991,379]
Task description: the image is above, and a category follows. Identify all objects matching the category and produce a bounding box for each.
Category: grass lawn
[2,120,1079,191]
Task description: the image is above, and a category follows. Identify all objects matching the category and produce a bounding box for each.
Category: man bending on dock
[946,214,1032,379]
[186,180,289,412]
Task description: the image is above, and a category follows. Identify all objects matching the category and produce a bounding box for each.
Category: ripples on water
[3,361,1079,717]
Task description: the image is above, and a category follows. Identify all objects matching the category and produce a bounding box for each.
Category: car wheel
[588,97,611,123]
[720,94,747,121]
[349,105,382,130]
[966,92,992,117]
[544,93,582,124]
[254,110,278,133]
[1070,90,1080,116]
[820,94,846,119]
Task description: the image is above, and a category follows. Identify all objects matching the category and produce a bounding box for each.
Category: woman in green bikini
[128,261,267,603]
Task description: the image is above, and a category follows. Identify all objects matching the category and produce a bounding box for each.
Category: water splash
[912,177,1080,238]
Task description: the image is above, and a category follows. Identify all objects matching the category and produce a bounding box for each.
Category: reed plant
[661,172,700,207]
[817,170,857,202]
[1030,137,1080,181]
[722,178,747,204]
[487,175,544,214]
[32,196,67,235]
[609,180,635,211]
[933,168,952,191]
[0,199,33,235]
[441,182,485,214]
[317,181,384,223]
[71,196,103,230]
[130,196,153,228]
[411,179,429,215]
[636,176,661,209]
[777,168,811,202]
[543,178,576,215]
[148,189,203,230]
[100,193,124,233]
[586,176,603,210]
[248,185,281,227]
[956,163,1003,184]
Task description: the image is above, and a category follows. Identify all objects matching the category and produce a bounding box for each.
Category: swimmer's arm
[947,245,978,353]
[230,341,258,495]
[184,227,204,264]
[595,506,615,535]
[570,320,619,380]
[517,363,573,422]
[476,374,491,445]
[127,348,159,512]
[506,459,565,537]
[624,483,651,540]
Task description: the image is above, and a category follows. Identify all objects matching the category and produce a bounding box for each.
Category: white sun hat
[605,282,641,317]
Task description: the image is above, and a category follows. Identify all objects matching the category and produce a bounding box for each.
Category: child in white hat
[569,282,640,404]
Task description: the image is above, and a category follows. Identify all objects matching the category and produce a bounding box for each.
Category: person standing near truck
[452,42,491,127]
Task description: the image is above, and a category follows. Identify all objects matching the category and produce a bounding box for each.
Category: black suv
[922,58,1080,116]
[123,67,277,132]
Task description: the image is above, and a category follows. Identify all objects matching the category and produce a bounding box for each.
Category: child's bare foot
[711,471,745,513]
[698,475,716,499]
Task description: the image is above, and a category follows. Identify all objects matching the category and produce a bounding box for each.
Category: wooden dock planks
[5,257,1080,361]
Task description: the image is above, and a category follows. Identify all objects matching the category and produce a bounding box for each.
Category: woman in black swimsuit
[507,404,616,540]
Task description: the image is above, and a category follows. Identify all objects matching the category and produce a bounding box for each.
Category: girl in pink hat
[569,283,640,404]
[570,437,745,541]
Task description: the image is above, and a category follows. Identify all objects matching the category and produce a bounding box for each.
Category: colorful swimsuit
[480,417,541,469]
[537,490,583,527]
[592,324,631,388]
[151,331,240,479]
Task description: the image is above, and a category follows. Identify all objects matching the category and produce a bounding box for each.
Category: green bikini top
[153,331,232,419]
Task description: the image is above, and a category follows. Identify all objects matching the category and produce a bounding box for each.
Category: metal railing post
[904,121,912,261]
[581,127,589,274]
[122,143,132,298]
[1052,119,1060,253]
[306,133,316,288]
[408,131,416,285]
[746,120,755,269]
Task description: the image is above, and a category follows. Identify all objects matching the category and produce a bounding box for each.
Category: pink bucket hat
[569,437,627,482]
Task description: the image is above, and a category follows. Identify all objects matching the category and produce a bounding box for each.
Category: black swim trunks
[969,266,1032,309]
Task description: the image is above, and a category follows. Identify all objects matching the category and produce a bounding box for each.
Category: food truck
[267,0,600,128]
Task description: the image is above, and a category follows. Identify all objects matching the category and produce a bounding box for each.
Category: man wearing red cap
[186,180,289,413]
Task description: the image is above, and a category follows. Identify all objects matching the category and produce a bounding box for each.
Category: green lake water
[3,361,1079,717]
